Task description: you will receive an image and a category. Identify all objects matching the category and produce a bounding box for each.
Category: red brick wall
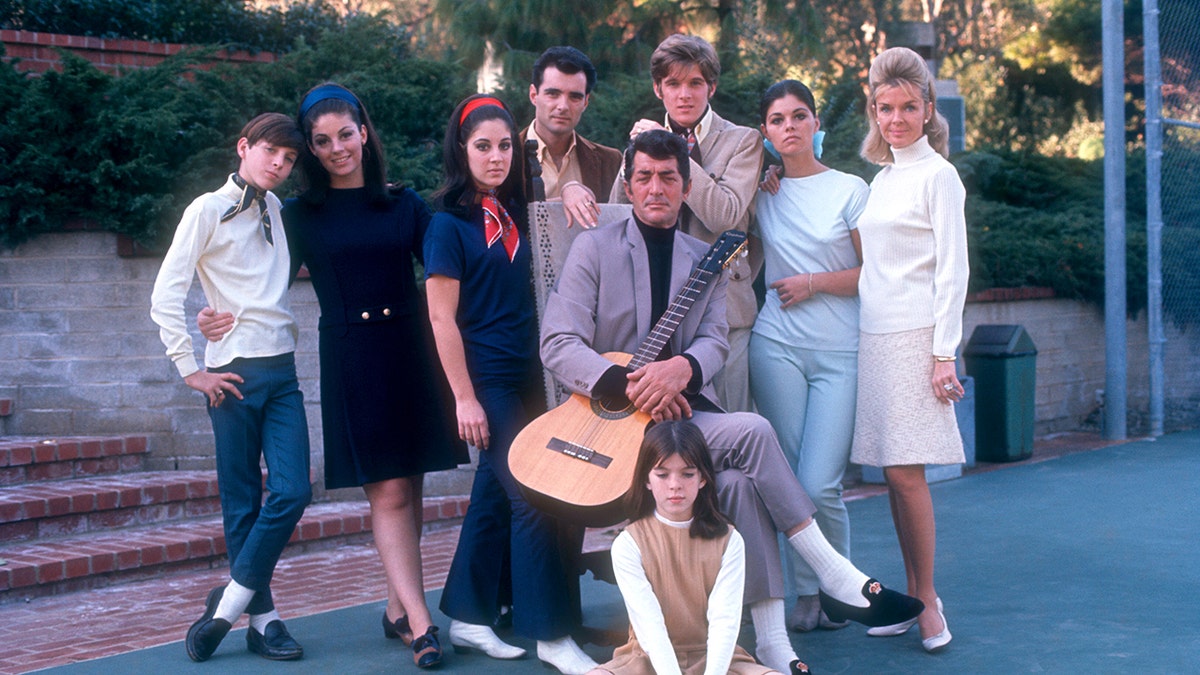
[1,30,276,75]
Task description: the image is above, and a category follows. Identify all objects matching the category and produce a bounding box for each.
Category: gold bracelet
[808,273,814,297]
[934,355,957,362]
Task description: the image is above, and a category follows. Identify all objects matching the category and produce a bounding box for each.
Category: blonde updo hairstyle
[859,47,950,165]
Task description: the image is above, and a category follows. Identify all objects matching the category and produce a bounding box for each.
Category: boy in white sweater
[150,113,311,663]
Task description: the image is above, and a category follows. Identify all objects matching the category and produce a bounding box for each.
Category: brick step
[0,496,470,604]
[0,470,221,544]
[0,435,148,486]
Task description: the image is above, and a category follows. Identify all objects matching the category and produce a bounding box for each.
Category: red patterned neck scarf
[482,190,519,262]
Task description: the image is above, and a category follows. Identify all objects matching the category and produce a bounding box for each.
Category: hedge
[0,15,471,249]
[3,20,1192,325]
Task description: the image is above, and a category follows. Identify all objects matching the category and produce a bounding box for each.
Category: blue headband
[299,85,362,119]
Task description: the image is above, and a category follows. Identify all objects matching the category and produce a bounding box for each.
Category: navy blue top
[423,204,538,390]
[283,187,465,488]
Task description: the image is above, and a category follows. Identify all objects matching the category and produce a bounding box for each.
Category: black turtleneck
[636,219,675,330]
[592,218,704,403]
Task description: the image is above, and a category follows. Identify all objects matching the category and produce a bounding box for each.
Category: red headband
[459,97,505,125]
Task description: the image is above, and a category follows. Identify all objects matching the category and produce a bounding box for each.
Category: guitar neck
[627,268,716,371]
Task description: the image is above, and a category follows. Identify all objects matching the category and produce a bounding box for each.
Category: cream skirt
[851,327,965,467]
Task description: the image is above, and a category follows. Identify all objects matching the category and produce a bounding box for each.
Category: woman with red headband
[424,95,596,674]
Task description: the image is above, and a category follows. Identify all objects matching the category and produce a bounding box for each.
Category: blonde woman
[851,47,968,653]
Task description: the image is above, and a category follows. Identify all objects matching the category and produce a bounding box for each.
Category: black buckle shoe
[818,578,924,628]
[247,619,304,660]
[186,586,232,662]
[412,625,443,669]
[790,658,812,674]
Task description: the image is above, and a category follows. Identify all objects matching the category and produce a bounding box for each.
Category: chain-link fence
[1151,0,1200,432]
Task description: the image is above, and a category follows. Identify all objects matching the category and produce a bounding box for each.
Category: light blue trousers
[749,334,857,595]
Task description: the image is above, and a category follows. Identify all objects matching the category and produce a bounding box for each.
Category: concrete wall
[3,232,1198,494]
[0,232,475,498]
[963,297,1200,434]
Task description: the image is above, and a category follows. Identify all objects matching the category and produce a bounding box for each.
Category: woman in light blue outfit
[749,80,868,632]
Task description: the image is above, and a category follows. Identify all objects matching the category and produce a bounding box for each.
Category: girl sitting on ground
[589,420,807,675]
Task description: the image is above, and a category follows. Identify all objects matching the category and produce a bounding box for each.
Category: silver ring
[942,383,954,392]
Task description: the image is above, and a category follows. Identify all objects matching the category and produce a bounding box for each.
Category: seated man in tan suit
[609,34,763,412]
[522,46,623,229]
[548,130,922,674]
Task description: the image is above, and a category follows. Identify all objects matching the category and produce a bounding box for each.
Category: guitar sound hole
[592,396,634,420]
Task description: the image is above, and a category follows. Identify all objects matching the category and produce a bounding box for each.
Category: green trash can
[963,325,1037,462]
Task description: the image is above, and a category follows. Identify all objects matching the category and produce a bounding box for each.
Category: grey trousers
[690,410,817,605]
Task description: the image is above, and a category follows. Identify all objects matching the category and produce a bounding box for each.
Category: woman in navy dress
[287,83,466,668]
[424,94,595,675]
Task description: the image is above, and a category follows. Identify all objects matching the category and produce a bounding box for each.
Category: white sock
[214,579,255,623]
[750,599,796,673]
[249,609,281,633]
[788,521,869,608]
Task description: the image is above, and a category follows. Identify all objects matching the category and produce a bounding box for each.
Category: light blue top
[752,169,868,352]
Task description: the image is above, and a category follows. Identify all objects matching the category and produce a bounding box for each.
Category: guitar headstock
[698,229,748,274]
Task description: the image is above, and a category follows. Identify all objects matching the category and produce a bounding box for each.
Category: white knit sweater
[857,136,969,356]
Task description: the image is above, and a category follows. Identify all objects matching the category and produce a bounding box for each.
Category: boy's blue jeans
[207,353,311,615]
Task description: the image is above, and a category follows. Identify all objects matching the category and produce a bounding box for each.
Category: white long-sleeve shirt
[857,135,969,356]
[150,175,298,378]
[610,511,745,675]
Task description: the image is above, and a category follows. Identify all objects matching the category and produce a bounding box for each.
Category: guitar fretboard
[627,267,717,371]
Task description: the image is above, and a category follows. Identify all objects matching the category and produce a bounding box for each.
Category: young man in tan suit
[609,34,763,412]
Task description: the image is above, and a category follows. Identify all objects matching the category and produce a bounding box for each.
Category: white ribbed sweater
[857,136,969,356]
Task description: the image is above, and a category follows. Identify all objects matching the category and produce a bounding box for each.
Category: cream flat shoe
[537,635,597,675]
[921,603,952,653]
[448,620,526,659]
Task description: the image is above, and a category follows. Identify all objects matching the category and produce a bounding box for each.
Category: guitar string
[564,235,740,483]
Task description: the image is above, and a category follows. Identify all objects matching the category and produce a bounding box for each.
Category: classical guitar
[510,230,748,527]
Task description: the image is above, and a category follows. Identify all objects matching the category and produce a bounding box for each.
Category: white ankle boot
[536,635,597,675]
[448,620,526,659]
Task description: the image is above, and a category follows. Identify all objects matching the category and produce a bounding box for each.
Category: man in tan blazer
[521,46,623,229]
[548,130,923,674]
[609,34,763,412]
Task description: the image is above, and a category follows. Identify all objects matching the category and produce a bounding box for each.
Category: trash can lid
[964,324,1038,357]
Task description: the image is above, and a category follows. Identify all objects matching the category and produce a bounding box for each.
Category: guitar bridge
[546,438,613,468]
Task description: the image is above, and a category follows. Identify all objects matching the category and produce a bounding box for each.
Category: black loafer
[247,619,304,660]
[382,610,414,645]
[790,658,812,674]
[412,625,443,669]
[186,586,232,662]
[818,578,924,628]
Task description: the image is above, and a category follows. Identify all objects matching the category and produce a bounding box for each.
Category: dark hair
[650,34,720,86]
[295,82,389,205]
[759,79,818,124]
[240,112,303,152]
[622,129,690,184]
[626,420,729,540]
[532,46,597,94]
[432,94,528,220]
